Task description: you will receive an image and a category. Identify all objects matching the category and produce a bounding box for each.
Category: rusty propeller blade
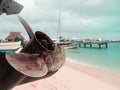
[17,15,34,39]
[5,52,48,77]
[42,45,65,72]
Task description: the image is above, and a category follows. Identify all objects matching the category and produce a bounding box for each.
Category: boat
[55,41,78,49]
[0,41,21,52]
[55,11,78,49]
[62,43,78,49]
[55,37,78,49]
[57,42,78,49]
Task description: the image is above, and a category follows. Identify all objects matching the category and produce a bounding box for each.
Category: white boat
[55,38,78,49]
[63,43,78,49]
[0,41,21,52]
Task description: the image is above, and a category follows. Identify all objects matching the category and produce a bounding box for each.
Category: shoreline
[65,58,120,88]
[13,58,120,90]
[66,57,120,75]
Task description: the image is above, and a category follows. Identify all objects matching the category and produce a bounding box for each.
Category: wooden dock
[78,40,109,48]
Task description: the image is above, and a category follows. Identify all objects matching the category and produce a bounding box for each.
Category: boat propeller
[0,15,65,89]
[5,15,65,77]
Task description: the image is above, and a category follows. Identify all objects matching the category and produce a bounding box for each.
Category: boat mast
[57,10,61,41]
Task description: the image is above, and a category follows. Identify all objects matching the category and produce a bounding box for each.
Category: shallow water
[65,43,120,74]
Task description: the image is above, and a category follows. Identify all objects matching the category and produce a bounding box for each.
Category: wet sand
[13,58,120,90]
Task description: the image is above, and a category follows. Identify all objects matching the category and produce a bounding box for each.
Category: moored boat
[54,37,78,49]
[0,41,21,52]
[63,43,78,49]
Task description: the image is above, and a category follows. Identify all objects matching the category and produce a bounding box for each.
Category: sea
[65,42,120,75]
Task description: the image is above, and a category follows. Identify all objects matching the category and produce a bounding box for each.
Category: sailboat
[56,11,78,49]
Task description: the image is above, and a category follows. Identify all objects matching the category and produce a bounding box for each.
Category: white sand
[12,58,120,90]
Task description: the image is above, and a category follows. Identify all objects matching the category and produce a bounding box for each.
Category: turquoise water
[0,49,18,52]
[65,43,120,74]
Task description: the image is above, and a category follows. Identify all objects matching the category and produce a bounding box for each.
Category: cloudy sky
[0,0,120,40]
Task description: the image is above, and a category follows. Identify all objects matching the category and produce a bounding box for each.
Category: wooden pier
[78,40,109,48]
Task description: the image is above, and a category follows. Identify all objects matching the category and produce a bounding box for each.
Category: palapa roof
[5,32,25,41]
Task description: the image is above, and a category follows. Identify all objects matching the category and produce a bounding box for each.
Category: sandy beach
[12,58,120,90]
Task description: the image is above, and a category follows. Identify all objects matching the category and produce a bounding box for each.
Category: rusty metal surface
[6,53,48,77]
[0,15,65,89]
[42,45,65,72]
[17,15,34,39]
[16,16,65,76]
[18,15,55,53]
[3,15,65,77]
[0,52,26,90]
[21,31,55,54]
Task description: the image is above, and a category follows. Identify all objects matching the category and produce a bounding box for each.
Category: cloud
[0,0,120,40]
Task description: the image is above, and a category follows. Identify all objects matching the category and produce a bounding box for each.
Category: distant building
[5,32,25,41]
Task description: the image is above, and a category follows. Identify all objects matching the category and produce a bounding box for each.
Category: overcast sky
[0,0,120,40]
